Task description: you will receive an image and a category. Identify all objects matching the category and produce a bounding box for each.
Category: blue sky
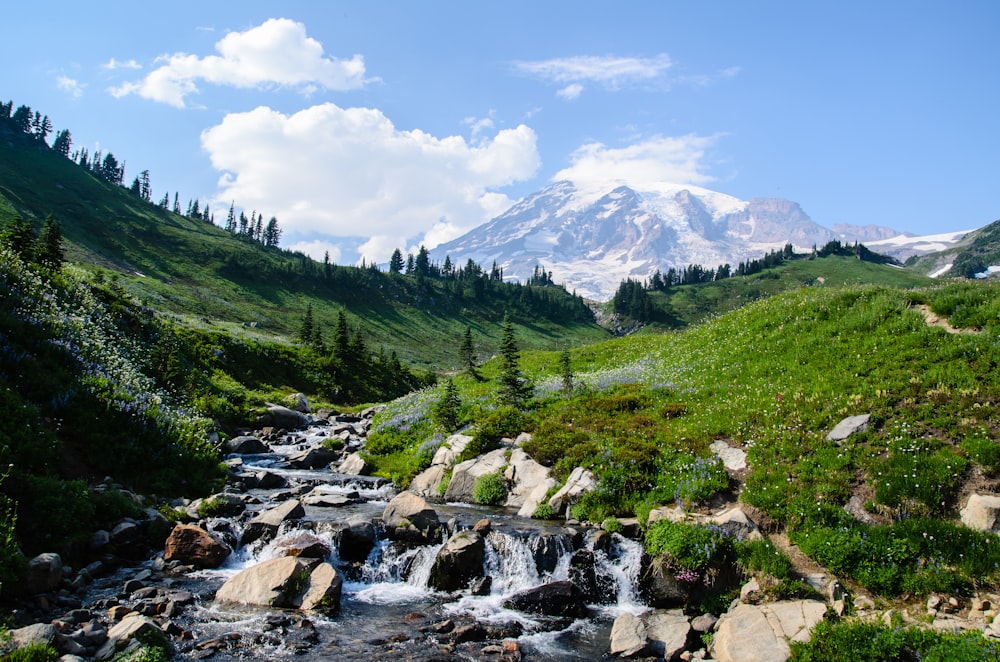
[3,1,998,264]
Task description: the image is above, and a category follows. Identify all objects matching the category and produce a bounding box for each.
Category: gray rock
[430,530,485,592]
[338,453,371,476]
[409,464,448,498]
[241,499,305,546]
[444,448,509,503]
[826,414,870,444]
[503,580,589,617]
[711,600,826,662]
[226,435,270,454]
[338,516,376,563]
[287,446,338,469]
[383,492,441,544]
[274,531,331,559]
[95,615,171,661]
[503,448,551,508]
[645,609,692,660]
[9,623,57,649]
[961,494,1000,532]
[215,556,342,613]
[289,392,310,413]
[609,611,648,657]
[710,440,748,472]
[27,552,63,594]
[547,466,596,515]
[266,404,309,430]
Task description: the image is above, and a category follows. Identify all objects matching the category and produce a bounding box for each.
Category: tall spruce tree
[433,378,461,432]
[299,304,315,345]
[35,215,64,271]
[461,325,479,379]
[498,313,532,407]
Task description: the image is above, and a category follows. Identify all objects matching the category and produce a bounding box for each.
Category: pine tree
[225,203,236,233]
[559,347,573,393]
[498,313,532,407]
[433,378,461,432]
[460,325,480,379]
[52,129,72,157]
[389,248,404,274]
[333,309,350,363]
[299,304,315,345]
[0,215,35,260]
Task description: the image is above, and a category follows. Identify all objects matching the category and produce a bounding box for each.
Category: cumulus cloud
[554,134,719,191]
[287,238,342,264]
[109,18,368,107]
[103,57,141,70]
[201,103,540,262]
[515,54,672,94]
[56,76,85,99]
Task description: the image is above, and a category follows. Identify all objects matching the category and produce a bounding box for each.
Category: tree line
[0,97,282,249]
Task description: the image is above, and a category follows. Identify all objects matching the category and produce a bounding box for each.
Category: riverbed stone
[294,561,343,613]
[503,580,589,618]
[609,611,648,657]
[8,623,57,649]
[338,515,376,562]
[26,552,63,594]
[547,466,596,515]
[163,524,231,568]
[444,448,509,503]
[241,499,305,546]
[215,556,316,608]
[226,435,269,454]
[382,491,441,544]
[287,446,338,470]
[274,531,331,559]
[267,404,309,430]
[430,530,485,592]
[961,493,1000,532]
[95,614,171,661]
[339,453,371,475]
[710,600,826,662]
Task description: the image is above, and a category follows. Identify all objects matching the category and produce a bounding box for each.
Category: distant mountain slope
[903,218,1000,279]
[431,179,907,300]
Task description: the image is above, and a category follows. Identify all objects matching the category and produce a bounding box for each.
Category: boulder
[430,530,485,592]
[568,549,601,603]
[274,531,331,559]
[503,449,552,508]
[710,440,748,472]
[826,414,870,444]
[304,492,355,508]
[382,491,441,544]
[26,552,63,594]
[503,580,589,618]
[644,610,692,660]
[431,433,474,467]
[641,558,690,608]
[289,392,310,413]
[241,499,305,546]
[339,453,371,476]
[288,446,339,470]
[215,556,342,613]
[710,507,761,541]
[163,524,231,568]
[338,515,376,563]
[547,467,596,515]
[226,435,270,455]
[444,448,509,503]
[8,623,57,649]
[409,464,448,498]
[516,477,558,518]
[266,404,309,430]
[961,494,1000,532]
[95,615,171,661]
[609,611,648,657]
[711,600,827,662]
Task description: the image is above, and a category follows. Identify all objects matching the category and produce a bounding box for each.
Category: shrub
[472,471,508,506]
[790,620,1000,662]
[645,519,735,582]
[532,502,557,519]
[461,407,524,462]
[5,643,60,662]
[602,516,623,534]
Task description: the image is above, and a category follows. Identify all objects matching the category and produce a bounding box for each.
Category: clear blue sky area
[3,1,997,263]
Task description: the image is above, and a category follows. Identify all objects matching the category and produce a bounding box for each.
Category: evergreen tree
[460,325,480,379]
[442,255,453,277]
[498,313,532,407]
[0,215,35,260]
[263,217,281,247]
[333,309,350,363]
[36,215,64,271]
[389,248,404,274]
[139,170,152,201]
[172,193,180,215]
[433,378,461,432]
[299,304,315,345]
[225,203,236,233]
[414,245,430,277]
[405,253,415,275]
[52,129,72,157]
[559,347,573,393]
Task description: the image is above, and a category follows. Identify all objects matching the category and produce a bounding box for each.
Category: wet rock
[710,600,826,662]
[547,467,596,515]
[304,491,355,508]
[27,552,63,594]
[338,516,376,563]
[288,446,339,470]
[216,556,342,613]
[95,614,171,661]
[641,558,690,608]
[294,560,343,613]
[266,404,309,430]
[568,549,600,603]
[503,580,589,618]
[430,530,485,592]
[274,531,331,559]
[226,435,270,454]
[163,524,231,569]
[383,491,441,545]
[241,499,305,546]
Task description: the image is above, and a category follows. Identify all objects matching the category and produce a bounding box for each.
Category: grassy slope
[0,133,608,369]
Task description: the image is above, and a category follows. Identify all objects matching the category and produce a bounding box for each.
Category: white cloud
[201,103,540,263]
[287,239,342,264]
[557,83,584,100]
[516,54,672,91]
[109,18,369,107]
[103,57,141,70]
[554,134,719,190]
[56,76,85,98]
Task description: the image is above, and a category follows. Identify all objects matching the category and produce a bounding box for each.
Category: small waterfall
[346,538,443,604]
[483,530,572,596]
[594,534,645,613]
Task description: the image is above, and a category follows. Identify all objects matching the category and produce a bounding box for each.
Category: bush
[532,502,557,519]
[645,519,735,581]
[602,516,623,534]
[790,620,1000,662]
[472,471,508,506]
[4,643,60,662]
[461,407,524,462]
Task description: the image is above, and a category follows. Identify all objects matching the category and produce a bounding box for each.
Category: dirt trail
[914,304,979,335]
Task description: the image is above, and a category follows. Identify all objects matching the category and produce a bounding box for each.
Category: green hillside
[907,218,1000,279]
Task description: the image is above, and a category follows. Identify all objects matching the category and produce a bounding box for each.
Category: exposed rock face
[547,466,596,515]
[430,530,485,592]
[444,448,509,503]
[215,556,342,614]
[961,493,1000,532]
[409,433,474,497]
[711,507,761,541]
[382,491,441,544]
[503,448,551,508]
[266,404,309,430]
[503,580,589,617]
[95,614,171,661]
[241,499,306,546]
[710,600,827,662]
[163,524,231,568]
[516,477,558,518]
[610,609,692,659]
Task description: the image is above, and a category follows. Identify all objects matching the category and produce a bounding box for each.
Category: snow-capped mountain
[431,179,888,300]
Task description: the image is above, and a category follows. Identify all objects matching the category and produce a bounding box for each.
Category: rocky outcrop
[548,467,596,515]
[163,524,231,568]
[710,600,827,662]
[430,530,485,592]
[710,439,748,472]
[609,609,692,660]
[215,556,342,614]
[503,448,551,509]
[961,493,1000,532]
[409,433,474,497]
[444,448,509,503]
[382,491,441,544]
[241,499,305,546]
